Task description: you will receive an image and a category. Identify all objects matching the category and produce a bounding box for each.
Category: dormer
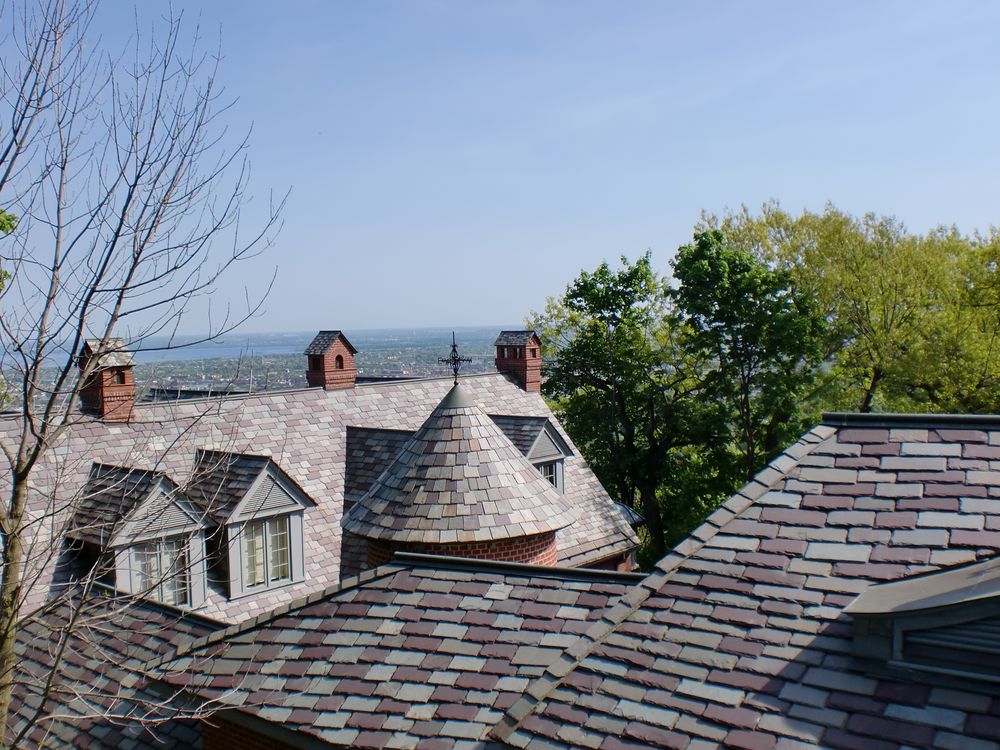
[186,450,315,598]
[495,330,541,392]
[78,338,136,421]
[488,415,572,492]
[68,463,207,608]
[847,556,1000,686]
[304,330,357,390]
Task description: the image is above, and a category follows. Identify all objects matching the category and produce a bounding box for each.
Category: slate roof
[5,372,638,622]
[79,338,134,368]
[10,585,222,749]
[305,330,358,355]
[344,417,565,505]
[494,331,538,347]
[496,413,1000,750]
[68,464,175,546]
[155,553,642,750]
[345,426,417,505]
[342,384,577,544]
[487,415,552,455]
[185,449,272,523]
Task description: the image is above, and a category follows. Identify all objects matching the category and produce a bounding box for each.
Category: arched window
[335,355,344,370]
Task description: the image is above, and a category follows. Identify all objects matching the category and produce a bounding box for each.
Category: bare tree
[0,0,282,743]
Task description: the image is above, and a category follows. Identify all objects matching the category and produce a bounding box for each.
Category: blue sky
[99,2,1000,332]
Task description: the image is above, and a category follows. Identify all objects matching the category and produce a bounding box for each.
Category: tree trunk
[0,481,26,746]
[859,367,883,413]
[640,483,666,558]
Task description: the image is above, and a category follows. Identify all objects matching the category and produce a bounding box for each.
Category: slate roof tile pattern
[345,426,425,505]
[345,416,566,506]
[80,338,135,368]
[4,372,637,623]
[493,331,538,347]
[68,463,175,546]
[185,449,272,522]
[10,585,222,749]
[496,414,1000,750]
[343,385,577,543]
[305,330,357,355]
[155,553,642,750]
[486,415,552,456]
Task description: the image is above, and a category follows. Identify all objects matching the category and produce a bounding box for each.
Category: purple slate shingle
[342,384,577,544]
[10,585,222,749]
[495,414,1000,750]
[3,372,638,623]
[154,554,641,749]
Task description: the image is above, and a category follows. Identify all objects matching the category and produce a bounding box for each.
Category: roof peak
[342,383,576,544]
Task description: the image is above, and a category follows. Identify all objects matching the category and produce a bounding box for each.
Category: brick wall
[79,367,136,421]
[367,531,558,568]
[203,717,300,750]
[495,341,541,393]
[306,337,356,389]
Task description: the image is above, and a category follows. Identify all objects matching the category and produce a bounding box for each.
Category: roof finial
[439,331,471,385]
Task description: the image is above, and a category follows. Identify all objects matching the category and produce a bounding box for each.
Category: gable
[230,467,312,524]
[112,480,202,546]
[527,423,570,462]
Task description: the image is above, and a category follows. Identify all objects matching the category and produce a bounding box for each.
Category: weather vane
[439,331,471,385]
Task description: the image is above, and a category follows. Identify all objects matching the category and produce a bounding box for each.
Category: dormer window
[135,536,191,606]
[186,450,315,599]
[538,460,558,487]
[488,415,572,494]
[67,463,208,609]
[243,516,291,587]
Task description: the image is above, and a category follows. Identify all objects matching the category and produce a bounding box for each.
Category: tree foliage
[533,239,825,558]
[671,230,826,479]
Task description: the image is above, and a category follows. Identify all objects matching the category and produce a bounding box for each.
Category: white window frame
[131,535,191,607]
[242,515,292,589]
[535,459,564,492]
[228,510,305,598]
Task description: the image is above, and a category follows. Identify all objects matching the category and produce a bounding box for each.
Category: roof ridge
[823,411,1000,427]
[489,423,837,744]
[392,551,646,583]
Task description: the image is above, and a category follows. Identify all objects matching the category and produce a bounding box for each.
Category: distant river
[131,326,513,364]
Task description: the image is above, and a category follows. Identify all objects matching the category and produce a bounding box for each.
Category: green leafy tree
[671,230,826,480]
[532,254,724,557]
[701,204,1000,413]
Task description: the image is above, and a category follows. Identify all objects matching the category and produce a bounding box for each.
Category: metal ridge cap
[822,412,1000,428]
[392,551,646,583]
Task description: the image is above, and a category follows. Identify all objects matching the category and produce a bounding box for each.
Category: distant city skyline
[92,1,1000,333]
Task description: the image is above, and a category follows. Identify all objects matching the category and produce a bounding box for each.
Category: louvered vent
[903,616,1000,674]
[239,475,297,519]
[126,490,193,539]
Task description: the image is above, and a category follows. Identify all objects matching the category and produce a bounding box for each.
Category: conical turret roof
[342,383,576,544]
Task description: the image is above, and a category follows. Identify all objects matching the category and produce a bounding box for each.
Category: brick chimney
[78,338,136,422]
[494,330,542,393]
[304,330,357,389]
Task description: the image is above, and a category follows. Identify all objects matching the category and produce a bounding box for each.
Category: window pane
[244,521,266,587]
[268,516,290,582]
[161,538,190,607]
[539,462,557,486]
[136,543,159,594]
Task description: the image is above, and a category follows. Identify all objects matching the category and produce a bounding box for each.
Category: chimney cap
[78,338,134,369]
[304,330,358,356]
[494,330,539,347]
